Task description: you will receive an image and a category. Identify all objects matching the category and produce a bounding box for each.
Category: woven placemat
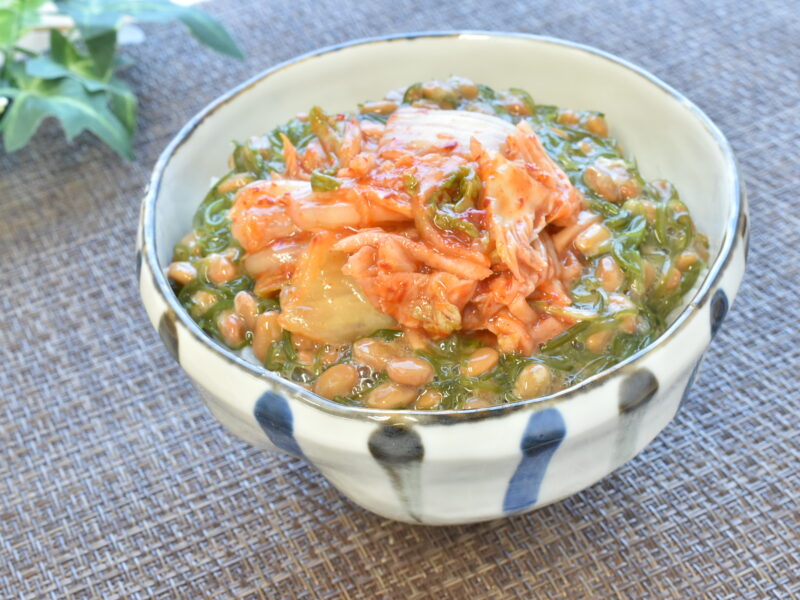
[1,1,798,598]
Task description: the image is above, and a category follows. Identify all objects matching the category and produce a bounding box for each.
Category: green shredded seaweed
[310,170,342,192]
[429,166,481,238]
[169,78,708,410]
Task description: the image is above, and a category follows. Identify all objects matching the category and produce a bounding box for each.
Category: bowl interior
[150,33,737,334]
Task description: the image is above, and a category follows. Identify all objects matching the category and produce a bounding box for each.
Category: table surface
[2,1,798,598]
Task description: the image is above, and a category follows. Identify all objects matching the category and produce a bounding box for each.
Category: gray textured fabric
[1,1,798,598]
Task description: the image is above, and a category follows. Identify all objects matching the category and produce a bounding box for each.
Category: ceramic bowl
[137,32,747,525]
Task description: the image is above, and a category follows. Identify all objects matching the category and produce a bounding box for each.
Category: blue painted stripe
[368,426,424,522]
[679,359,703,408]
[503,408,566,514]
[710,289,729,337]
[157,311,179,363]
[254,391,304,457]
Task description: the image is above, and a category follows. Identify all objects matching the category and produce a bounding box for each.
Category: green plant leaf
[54,0,124,32]
[0,0,243,158]
[25,54,111,93]
[24,55,73,79]
[56,0,243,58]
[14,28,136,140]
[0,10,18,47]
[174,9,243,59]
[50,28,106,82]
[49,26,80,64]
[0,1,48,47]
[83,29,117,78]
[0,76,132,158]
[0,92,50,150]
[108,75,135,134]
[25,30,111,93]
[112,53,133,70]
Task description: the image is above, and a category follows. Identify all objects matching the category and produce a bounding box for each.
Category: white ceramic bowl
[137,32,747,525]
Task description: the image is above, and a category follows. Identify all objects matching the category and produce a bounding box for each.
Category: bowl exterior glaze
[138,33,747,525]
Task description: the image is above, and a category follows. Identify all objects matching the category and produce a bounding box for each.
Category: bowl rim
[142,30,744,423]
